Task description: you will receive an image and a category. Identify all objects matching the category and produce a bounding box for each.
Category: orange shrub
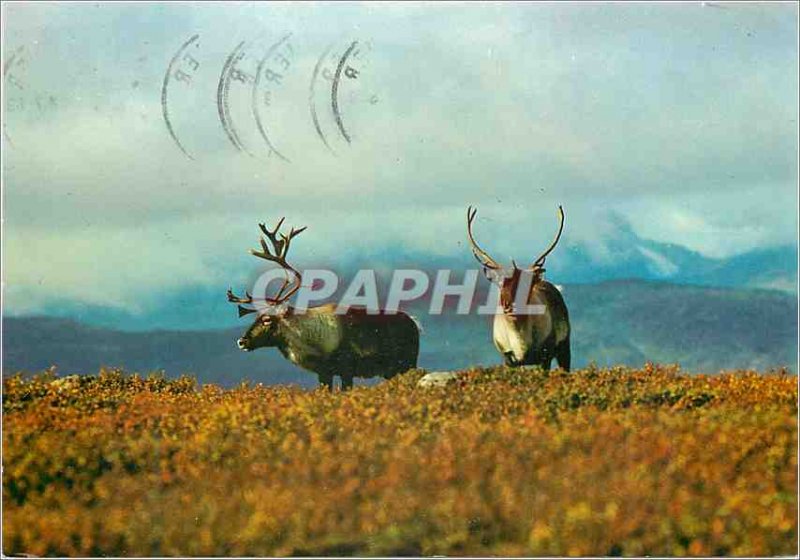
[2,365,797,556]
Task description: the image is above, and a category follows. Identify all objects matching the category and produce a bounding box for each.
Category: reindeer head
[235,312,284,351]
[227,217,306,351]
[466,205,565,314]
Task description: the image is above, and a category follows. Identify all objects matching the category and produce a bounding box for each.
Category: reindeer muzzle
[503,351,520,367]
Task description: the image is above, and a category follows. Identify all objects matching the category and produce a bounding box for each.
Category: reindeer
[466,205,571,371]
[228,218,420,390]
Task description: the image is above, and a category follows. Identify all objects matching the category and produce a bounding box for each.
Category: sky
[2,1,798,317]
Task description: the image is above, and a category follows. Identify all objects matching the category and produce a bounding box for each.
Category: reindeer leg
[555,337,571,372]
[318,374,333,392]
[525,347,551,372]
[534,337,557,372]
[341,375,353,391]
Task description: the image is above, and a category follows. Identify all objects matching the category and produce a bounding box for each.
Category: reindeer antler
[255,219,307,262]
[227,217,307,315]
[466,206,502,270]
[226,288,260,317]
[251,218,306,303]
[530,205,565,271]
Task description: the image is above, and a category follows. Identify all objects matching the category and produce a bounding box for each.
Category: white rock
[417,371,462,388]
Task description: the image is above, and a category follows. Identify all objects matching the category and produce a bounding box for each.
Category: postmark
[161,34,201,160]
[308,38,378,153]
[3,43,60,149]
[224,33,297,160]
[331,40,359,144]
[216,40,250,155]
[161,32,298,160]
[3,46,26,146]
[251,34,294,162]
[161,33,375,161]
[309,42,336,154]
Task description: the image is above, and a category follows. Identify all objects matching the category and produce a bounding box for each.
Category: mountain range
[4,280,796,387]
[7,216,794,333]
[3,217,796,385]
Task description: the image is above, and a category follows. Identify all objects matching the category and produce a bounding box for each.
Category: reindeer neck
[272,305,341,355]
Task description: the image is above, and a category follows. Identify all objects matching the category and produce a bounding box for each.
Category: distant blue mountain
[4,280,796,387]
[3,216,795,331]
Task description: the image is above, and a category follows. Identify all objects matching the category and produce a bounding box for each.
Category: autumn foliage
[2,364,797,556]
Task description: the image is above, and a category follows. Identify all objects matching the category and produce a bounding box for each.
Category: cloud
[615,186,798,258]
[2,221,220,314]
[2,2,797,312]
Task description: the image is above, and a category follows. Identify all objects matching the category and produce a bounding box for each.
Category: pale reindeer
[228,218,420,390]
[466,205,571,371]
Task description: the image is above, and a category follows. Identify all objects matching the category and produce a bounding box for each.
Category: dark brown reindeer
[466,205,571,371]
[228,218,420,390]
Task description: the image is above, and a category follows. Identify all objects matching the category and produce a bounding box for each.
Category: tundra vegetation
[2,364,797,557]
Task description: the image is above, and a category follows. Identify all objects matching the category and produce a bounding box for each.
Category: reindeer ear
[483,267,504,285]
[238,305,257,318]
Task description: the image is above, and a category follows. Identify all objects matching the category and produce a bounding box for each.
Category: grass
[2,364,797,556]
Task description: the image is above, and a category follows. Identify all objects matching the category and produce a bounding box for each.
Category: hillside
[2,365,796,556]
[3,281,796,386]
